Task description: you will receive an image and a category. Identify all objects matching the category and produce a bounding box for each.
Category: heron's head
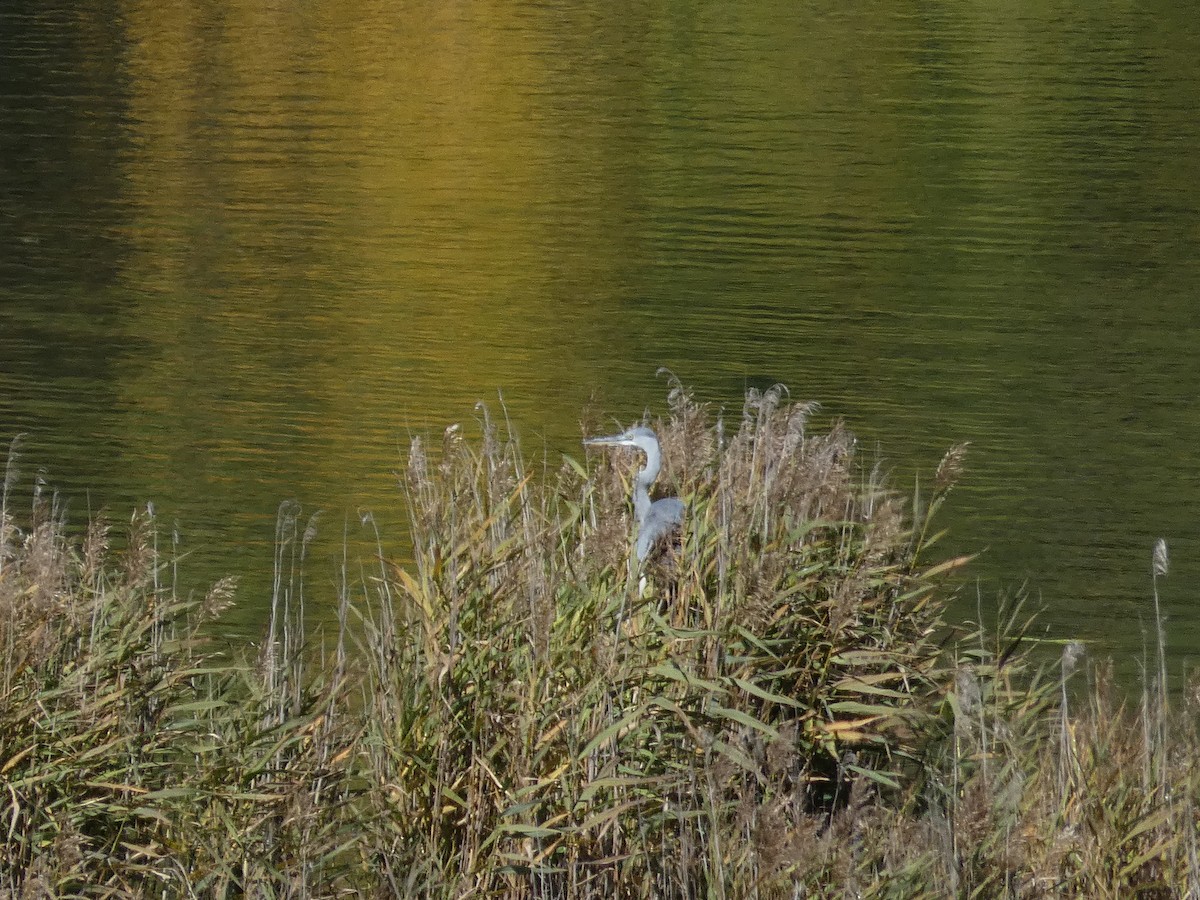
[583,425,660,458]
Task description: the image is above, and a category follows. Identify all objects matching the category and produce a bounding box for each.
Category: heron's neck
[633,456,659,523]
[633,481,650,523]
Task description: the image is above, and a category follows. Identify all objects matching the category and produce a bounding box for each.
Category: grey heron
[584,425,685,564]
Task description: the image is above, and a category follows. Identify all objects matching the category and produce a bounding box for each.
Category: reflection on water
[2,1,1200,666]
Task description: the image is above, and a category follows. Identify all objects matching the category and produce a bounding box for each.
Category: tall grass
[2,387,1198,897]
[0,461,359,895]
[357,383,960,896]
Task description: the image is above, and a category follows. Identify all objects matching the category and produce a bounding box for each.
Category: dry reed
[2,390,1197,898]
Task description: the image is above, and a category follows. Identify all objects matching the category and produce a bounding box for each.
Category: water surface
[2,1,1199,670]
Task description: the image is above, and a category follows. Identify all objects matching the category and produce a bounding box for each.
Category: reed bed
[2,385,1198,897]
[0,467,359,895]
[358,382,958,897]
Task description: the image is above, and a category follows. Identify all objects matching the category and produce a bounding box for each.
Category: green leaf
[709,740,762,778]
[707,704,779,739]
[730,675,802,709]
[578,708,642,760]
[827,700,904,717]
[649,661,726,695]
[841,764,901,790]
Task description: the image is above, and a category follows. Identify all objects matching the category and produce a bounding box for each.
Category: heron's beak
[584,434,635,447]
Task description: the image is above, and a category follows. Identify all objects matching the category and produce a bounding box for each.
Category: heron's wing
[651,497,685,526]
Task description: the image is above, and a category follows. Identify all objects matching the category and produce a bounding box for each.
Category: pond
[2,1,1199,675]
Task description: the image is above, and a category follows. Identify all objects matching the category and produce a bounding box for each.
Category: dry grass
[2,386,1198,897]
[0,482,359,895]
[358,381,965,896]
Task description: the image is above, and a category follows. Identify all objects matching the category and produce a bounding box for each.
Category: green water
[2,1,1200,667]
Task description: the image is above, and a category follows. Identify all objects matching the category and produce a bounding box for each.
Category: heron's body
[636,495,685,563]
[584,425,684,563]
